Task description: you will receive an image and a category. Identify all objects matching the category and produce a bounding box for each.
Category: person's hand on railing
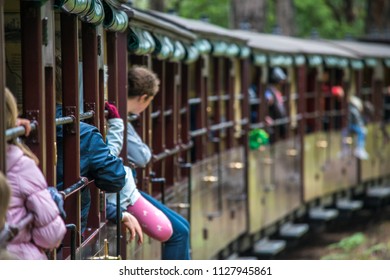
[265,116,274,126]
[105,102,120,119]
[16,118,31,136]
[47,187,67,220]
[122,211,143,245]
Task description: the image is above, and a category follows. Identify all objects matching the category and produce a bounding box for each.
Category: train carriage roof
[231,30,357,59]
[146,11,251,58]
[121,6,197,43]
[120,7,199,61]
[326,40,390,59]
[147,11,247,44]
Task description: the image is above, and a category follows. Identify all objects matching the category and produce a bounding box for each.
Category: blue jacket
[56,105,126,232]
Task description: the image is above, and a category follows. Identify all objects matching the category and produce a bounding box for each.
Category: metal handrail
[249,122,266,130]
[189,127,207,137]
[60,177,89,199]
[240,118,249,126]
[5,121,38,141]
[55,111,94,126]
[150,110,161,119]
[210,121,234,132]
[128,114,140,122]
[163,109,173,117]
[180,141,193,151]
[179,107,187,114]
[188,98,201,105]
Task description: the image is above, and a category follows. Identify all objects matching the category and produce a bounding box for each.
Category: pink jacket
[6,144,66,260]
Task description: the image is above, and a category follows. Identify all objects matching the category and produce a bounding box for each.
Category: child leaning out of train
[341,95,369,160]
[55,57,126,235]
[5,88,66,259]
[105,65,191,260]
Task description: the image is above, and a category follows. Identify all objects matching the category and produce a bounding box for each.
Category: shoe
[354,148,369,160]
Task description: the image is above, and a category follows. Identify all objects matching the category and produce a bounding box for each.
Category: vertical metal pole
[43,1,56,186]
[21,0,45,173]
[116,192,121,257]
[117,32,128,166]
[81,22,100,229]
[61,12,81,249]
[107,32,118,105]
[117,32,128,260]
[0,0,6,174]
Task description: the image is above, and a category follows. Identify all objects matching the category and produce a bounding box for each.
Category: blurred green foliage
[321,233,390,260]
[293,0,366,39]
[134,0,367,39]
[327,232,366,252]
[174,0,230,28]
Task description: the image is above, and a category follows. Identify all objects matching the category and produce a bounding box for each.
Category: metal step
[253,238,286,256]
[366,187,390,199]
[336,199,363,211]
[279,223,309,239]
[226,253,257,260]
[309,207,339,221]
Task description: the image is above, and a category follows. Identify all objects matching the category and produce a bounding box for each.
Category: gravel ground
[278,205,390,260]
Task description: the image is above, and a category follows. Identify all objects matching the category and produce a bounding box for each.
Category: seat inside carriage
[1,0,390,261]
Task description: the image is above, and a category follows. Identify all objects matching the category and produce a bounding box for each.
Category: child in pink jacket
[5,88,66,259]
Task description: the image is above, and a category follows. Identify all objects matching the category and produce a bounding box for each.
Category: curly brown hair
[128,65,160,99]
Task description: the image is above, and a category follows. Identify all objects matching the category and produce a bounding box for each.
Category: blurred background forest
[132,0,389,42]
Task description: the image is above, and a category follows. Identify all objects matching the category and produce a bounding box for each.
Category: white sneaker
[354,148,369,160]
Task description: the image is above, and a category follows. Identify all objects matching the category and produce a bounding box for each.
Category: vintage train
[1,0,390,260]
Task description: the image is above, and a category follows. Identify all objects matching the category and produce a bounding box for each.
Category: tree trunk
[150,0,165,11]
[230,0,267,32]
[365,0,390,36]
[276,0,295,36]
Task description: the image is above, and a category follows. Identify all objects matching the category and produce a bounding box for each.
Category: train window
[189,58,207,162]
[321,68,344,131]
[305,67,318,133]
[384,65,390,122]
[4,3,22,108]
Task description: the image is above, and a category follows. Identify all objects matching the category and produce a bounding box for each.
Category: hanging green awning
[385,59,390,68]
[81,0,104,25]
[351,59,364,69]
[294,55,306,66]
[55,0,92,16]
[170,40,186,62]
[128,27,156,55]
[252,53,267,66]
[212,41,228,56]
[225,43,240,57]
[269,54,293,66]
[194,39,212,54]
[152,34,174,60]
[324,56,338,67]
[184,44,200,64]
[324,56,349,68]
[338,58,349,68]
[365,58,378,67]
[308,55,322,66]
[103,2,128,32]
[240,46,251,59]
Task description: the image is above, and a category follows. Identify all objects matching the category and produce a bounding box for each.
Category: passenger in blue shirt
[105,65,191,260]
[55,58,126,234]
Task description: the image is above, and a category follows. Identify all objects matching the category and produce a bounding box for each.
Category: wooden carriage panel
[303,133,326,202]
